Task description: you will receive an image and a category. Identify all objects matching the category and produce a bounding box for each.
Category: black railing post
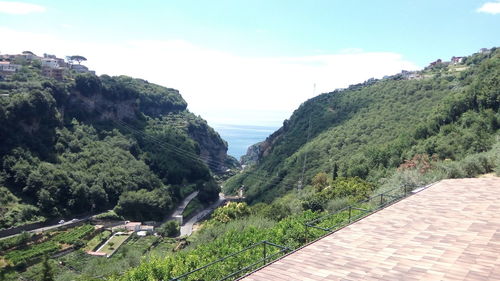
[380,194,383,207]
[348,206,352,223]
[305,224,310,243]
[263,242,267,265]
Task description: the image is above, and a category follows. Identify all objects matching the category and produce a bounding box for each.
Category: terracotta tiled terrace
[241,177,500,281]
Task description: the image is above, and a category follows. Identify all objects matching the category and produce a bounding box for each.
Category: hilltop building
[0,51,95,80]
[401,70,421,80]
[428,59,443,67]
[479,48,491,54]
[0,61,22,75]
[451,56,464,64]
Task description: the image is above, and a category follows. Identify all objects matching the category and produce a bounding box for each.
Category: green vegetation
[157,221,179,237]
[41,254,54,281]
[93,210,124,221]
[301,177,374,212]
[226,48,500,203]
[0,62,231,229]
[101,47,499,281]
[0,232,33,252]
[1,224,95,268]
[52,225,95,245]
[84,230,112,251]
[211,202,250,223]
[4,241,60,268]
[0,234,176,281]
[1,48,498,281]
[106,172,383,280]
[100,234,130,256]
[181,197,205,219]
[114,189,172,222]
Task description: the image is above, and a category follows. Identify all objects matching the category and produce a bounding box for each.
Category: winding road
[1,191,225,240]
[164,191,226,237]
[179,193,226,237]
[167,191,199,221]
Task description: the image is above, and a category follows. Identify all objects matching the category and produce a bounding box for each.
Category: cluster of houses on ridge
[383,47,492,81]
[0,50,94,81]
[337,48,493,93]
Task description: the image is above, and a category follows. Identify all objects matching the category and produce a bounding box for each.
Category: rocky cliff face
[63,75,235,174]
[65,89,139,121]
[240,122,288,165]
[240,142,261,166]
[187,121,235,173]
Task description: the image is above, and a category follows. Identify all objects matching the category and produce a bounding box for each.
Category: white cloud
[477,1,500,14]
[0,27,419,126]
[0,1,45,14]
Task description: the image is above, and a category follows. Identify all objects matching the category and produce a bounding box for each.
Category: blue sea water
[212,124,278,160]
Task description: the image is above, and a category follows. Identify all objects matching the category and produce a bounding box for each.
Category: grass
[145,237,176,258]
[99,233,130,255]
[84,230,112,251]
[119,235,158,253]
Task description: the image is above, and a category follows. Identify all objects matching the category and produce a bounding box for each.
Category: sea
[212,124,279,160]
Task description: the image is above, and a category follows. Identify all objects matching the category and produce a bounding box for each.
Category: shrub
[0,231,32,252]
[157,220,179,237]
[325,197,350,213]
[211,202,250,223]
[260,202,292,221]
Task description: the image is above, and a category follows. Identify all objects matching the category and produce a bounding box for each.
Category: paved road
[1,191,220,240]
[179,193,226,237]
[166,191,199,222]
[0,216,91,240]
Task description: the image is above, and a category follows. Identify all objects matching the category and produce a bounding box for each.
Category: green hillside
[0,66,235,229]
[226,48,500,203]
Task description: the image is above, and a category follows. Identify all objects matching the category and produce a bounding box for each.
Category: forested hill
[227,48,499,203]
[0,67,237,229]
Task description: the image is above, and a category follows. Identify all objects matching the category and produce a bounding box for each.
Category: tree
[69,55,87,65]
[211,202,250,223]
[261,202,291,221]
[332,162,339,180]
[41,254,54,281]
[114,189,173,221]
[197,180,220,203]
[312,172,329,192]
[157,220,179,237]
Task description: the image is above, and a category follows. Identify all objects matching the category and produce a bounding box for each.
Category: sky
[0,0,499,127]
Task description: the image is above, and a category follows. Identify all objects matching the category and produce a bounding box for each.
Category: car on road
[58,220,65,224]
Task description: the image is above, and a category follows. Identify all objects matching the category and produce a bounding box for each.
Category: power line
[89,106,297,186]
[85,105,318,195]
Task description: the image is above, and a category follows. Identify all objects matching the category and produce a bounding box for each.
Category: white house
[41,58,59,68]
[451,56,464,64]
[0,61,22,73]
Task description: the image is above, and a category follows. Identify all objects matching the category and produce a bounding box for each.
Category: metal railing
[169,240,289,281]
[169,184,422,281]
[304,184,416,241]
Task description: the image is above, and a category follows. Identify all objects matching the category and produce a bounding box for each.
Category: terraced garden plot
[98,233,131,256]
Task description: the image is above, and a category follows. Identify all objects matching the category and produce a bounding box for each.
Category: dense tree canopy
[226,48,500,203]
[0,69,231,228]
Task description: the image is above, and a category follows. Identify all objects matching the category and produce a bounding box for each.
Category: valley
[0,43,498,281]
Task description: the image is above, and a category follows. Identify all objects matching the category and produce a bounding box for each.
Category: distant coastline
[212,124,278,159]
